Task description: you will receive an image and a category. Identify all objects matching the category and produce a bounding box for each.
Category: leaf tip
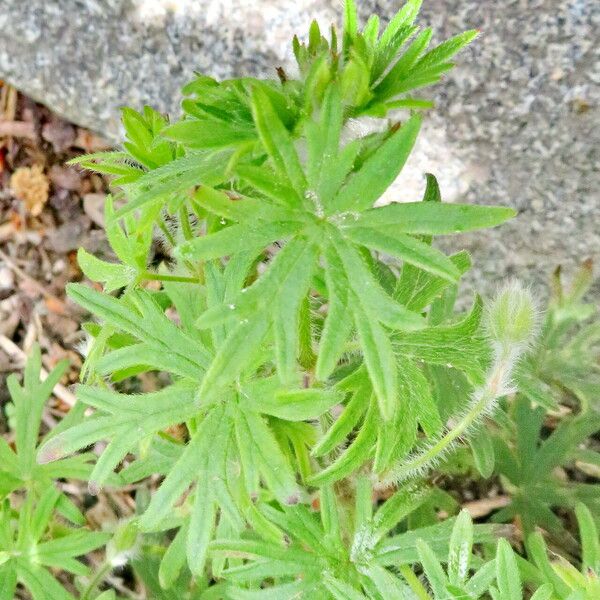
[37,440,66,464]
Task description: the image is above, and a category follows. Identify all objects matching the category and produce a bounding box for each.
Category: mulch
[0,81,112,409]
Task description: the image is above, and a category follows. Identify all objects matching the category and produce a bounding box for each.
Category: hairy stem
[139,271,199,284]
[157,218,176,247]
[377,343,520,487]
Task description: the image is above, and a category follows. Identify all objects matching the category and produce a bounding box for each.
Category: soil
[0,82,111,408]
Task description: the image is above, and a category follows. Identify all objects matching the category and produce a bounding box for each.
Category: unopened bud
[107,519,139,567]
[486,281,537,346]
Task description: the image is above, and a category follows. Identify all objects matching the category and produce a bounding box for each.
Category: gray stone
[0,0,337,137]
[0,0,598,295]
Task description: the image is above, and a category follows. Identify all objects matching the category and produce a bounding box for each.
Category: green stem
[81,561,112,600]
[400,565,432,600]
[179,204,194,241]
[380,345,517,486]
[139,271,199,284]
[397,389,493,478]
[174,205,203,279]
[157,216,200,276]
[157,218,176,247]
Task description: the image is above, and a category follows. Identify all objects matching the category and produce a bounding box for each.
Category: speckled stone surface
[0,0,598,292]
[0,0,337,137]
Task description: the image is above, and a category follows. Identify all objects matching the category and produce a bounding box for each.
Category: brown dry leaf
[45,312,79,339]
[0,221,15,242]
[10,164,50,215]
[45,216,91,254]
[86,495,119,530]
[0,265,14,292]
[164,423,188,443]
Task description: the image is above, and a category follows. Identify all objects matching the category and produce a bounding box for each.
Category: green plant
[409,510,557,600]
[491,395,600,540]
[208,483,504,598]
[0,348,109,599]
[0,488,109,600]
[41,0,522,581]
[525,503,600,600]
[0,0,594,598]
[517,260,600,414]
[1,345,95,505]
[477,264,600,542]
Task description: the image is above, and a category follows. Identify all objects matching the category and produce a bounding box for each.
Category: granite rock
[0,0,598,294]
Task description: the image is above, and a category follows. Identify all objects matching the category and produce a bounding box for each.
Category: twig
[0,83,18,121]
[462,495,511,519]
[0,248,66,312]
[0,120,36,140]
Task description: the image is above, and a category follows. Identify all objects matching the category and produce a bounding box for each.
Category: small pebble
[0,266,15,291]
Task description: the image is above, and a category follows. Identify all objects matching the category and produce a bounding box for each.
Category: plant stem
[379,344,518,486]
[157,218,176,247]
[399,565,432,600]
[81,561,112,600]
[139,271,199,284]
[179,204,194,241]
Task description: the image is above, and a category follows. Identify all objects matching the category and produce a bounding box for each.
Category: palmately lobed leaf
[30,1,577,596]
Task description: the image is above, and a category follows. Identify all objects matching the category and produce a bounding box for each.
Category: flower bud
[107,519,139,567]
[486,281,537,346]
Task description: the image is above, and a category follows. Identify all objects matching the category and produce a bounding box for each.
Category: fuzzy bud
[107,519,139,567]
[486,281,537,347]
